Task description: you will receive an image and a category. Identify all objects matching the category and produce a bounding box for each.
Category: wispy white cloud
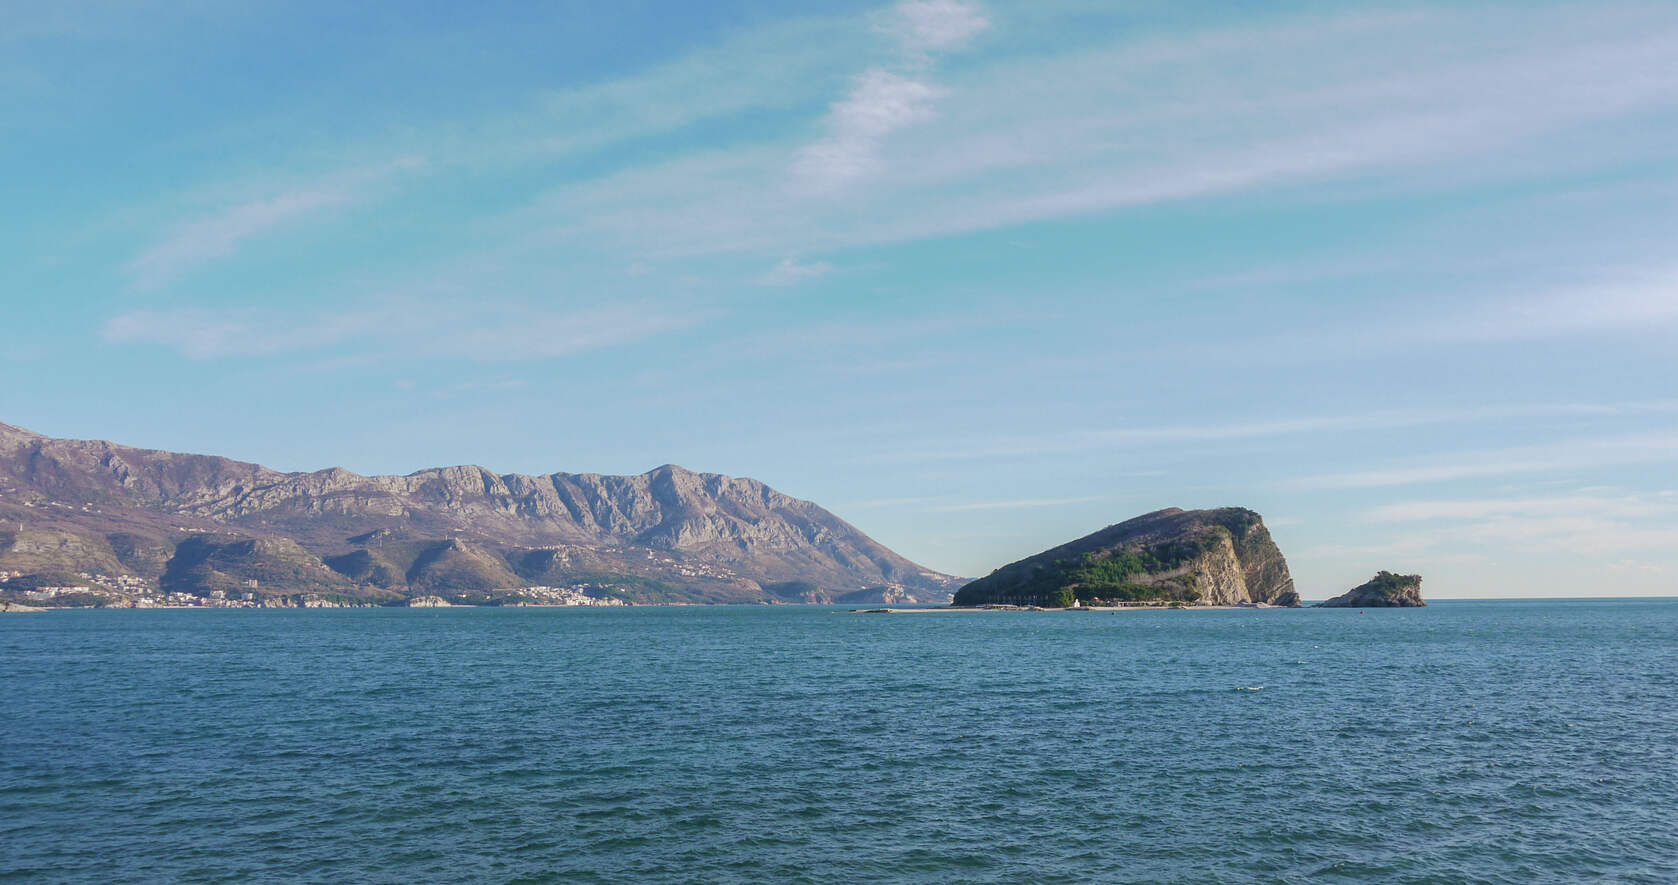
[793,2,990,193]
[928,495,1106,512]
[880,0,991,53]
[872,402,1678,464]
[87,2,1678,310]
[794,69,946,192]
[1347,491,1678,558]
[1606,559,1670,575]
[451,303,707,361]
[1315,503,1678,560]
[101,306,368,358]
[485,14,868,168]
[125,158,422,289]
[1255,266,1678,361]
[756,256,836,286]
[101,309,231,359]
[535,5,1678,258]
[842,495,946,510]
[432,378,531,398]
[838,493,1106,513]
[1298,536,1480,562]
[101,299,708,362]
[1300,432,1678,489]
[1451,518,1678,556]
[1423,270,1678,344]
[127,189,352,289]
[1365,494,1671,523]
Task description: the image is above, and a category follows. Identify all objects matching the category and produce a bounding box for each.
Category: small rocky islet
[1315,571,1426,607]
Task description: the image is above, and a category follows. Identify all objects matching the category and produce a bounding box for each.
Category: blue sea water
[3,600,1676,883]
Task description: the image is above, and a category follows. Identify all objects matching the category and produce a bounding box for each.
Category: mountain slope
[0,422,958,604]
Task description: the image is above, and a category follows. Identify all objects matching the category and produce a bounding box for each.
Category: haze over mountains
[0,422,959,604]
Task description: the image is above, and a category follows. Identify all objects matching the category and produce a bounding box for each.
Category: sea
[3,599,1676,883]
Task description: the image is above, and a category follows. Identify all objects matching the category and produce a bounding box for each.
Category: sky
[4,0,1676,598]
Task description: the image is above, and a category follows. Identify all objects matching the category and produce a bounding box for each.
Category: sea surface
[3,600,1676,883]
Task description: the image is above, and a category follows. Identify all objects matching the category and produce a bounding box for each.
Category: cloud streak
[794,69,946,192]
[1312,490,1678,561]
[1365,494,1673,523]
[101,299,708,362]
[534,5,1678,259]
[928,495,1106,512]
[882,0,990,53]
[1300,432,1678,489]
[1227,264,1678,366]
[125,158,422,289]
[756,256,835,286]
[870,402,1678,464]
[127,188,352,289]
[793,2,988,192]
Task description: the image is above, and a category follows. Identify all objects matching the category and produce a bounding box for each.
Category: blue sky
[4,0,1676,597]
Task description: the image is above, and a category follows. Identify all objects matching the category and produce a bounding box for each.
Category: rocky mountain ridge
[0,422,958,605]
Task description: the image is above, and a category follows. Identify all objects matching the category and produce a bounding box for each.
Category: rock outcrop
[1316,571,1425,607]
[954,507,1299,607]
[0,421,959,605]
[0,601,47,613]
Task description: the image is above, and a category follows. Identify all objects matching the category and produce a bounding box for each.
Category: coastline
[850,604,1282,613]
[4,601,1305,613]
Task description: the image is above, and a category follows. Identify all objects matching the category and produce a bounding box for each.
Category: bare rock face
[1317,571,1425,607]
[954,507,1300,607]
[0,421,959,604]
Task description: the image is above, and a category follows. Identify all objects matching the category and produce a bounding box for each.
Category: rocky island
[953,507,1300,608]
[1316,571,1425,607]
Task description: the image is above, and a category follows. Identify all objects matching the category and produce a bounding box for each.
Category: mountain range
[0,422,959,605]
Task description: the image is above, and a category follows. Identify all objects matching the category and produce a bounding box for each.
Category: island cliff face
[0,422,958,605]
[1317,571,1425,607]
[953,507,1300,607]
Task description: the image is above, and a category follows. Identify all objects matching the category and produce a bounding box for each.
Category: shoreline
[849,604,1281,613]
